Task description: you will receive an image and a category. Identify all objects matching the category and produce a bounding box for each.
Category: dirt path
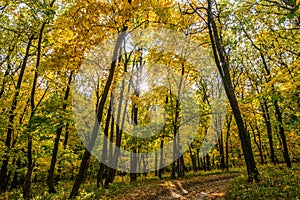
[114,173,240,200]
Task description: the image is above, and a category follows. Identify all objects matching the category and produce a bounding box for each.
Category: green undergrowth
[0,169,240,200]
[225,163,300,200]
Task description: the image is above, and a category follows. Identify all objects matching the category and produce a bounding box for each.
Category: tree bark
[47,71,73,193]
[273,99,292,167]
[240,17,291,168]
[0,47,14,99]
[130,59,140,181]
[217,119,225,170]
[104,53,131,187]
[250,124,264,165]
[69,26,128,199]
[206,154,210,171]
[158,135,164,179]
[225,114,232,171]
[103,101,115,188]
[196,149,201,171]
[0,34,34,193]
[69,26,127,196]
[23,161,35,199]
[261,99,276,164]
[189,145,197,172]
[155,151,158,176]
[207,0,259,182]
[96,101,111,188]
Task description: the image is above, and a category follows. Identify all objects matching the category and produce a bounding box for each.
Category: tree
[205,0,259,182]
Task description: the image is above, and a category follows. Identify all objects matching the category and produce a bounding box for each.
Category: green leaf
[289,0,296,6]
[287,12,296,19]
[291,4,300,13]
[279,17,286,23]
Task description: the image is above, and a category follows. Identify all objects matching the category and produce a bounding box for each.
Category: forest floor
[0,170,242,200]
[2,164,299,199]
[112,173,240,200]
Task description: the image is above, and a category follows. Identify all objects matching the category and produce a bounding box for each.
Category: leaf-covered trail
[113,173,240,200]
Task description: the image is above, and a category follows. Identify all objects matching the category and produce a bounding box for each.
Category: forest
[0,0,299,199]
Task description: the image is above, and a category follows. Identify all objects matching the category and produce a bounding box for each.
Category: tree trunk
[69,26,128,199]
[177,155,185,177]
[47,71,73,193]
[218,129,225,170]
[197,149,201,171]
[225,114,232,171]
[104,102,115,188]
[104,58,130,187]
[24,18,52,197]
[250,124,264,165]
[158,135,164,179]
[155,151,158,176]
[130,81,139,181]
[23,161,35,200]
[241,17,290,168]
[10,158,21,190]
[0,48,13,99]
[63,122,70,148]
[206,154,210,171]
[189,145,197,172]
[261,99,276,164]
[273,99,292,167]
[96,100,112,188]
[0,35,34,192]
[170,64,185,179]
[130,148,137,181]
[207,0,259,182]
[203,156,206,171]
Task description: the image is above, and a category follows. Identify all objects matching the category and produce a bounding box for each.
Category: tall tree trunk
[241,18,290,168]
[250,124,264,165]
[178,155,185,177]
[273,99,292,167]
[261,99,276,164]
[155,151,158,176]
[0,48,13,99]
[189,145,197,172]
[0,35,34,192]
[24,20,51,198]
[207,0,259,182]
[130,148,137,181]
[23,2,56,196]
[103,101,115,188]
[10,158,21,190]
[203,156,206,171]
[23,161,35,199]
[47,71,73,193]
[106,92,128,185]
[63,122,70,148]
[225,114,232,171]
[261,51,291,168]
[256,126,264,164]
[217,118,225,170]
[158,135,164,179]
[96,100,112,188]
[196,149,201,171]
[104,57,131,187]
[56,122,71,181]
[206,154,210,171]
[130,79,139,181]
[171,64,185,179]
[69,26,128,199]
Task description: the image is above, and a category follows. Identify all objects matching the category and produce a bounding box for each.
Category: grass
[1,169,240,200]
[7,164,299,200]
[225,163,300,200]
